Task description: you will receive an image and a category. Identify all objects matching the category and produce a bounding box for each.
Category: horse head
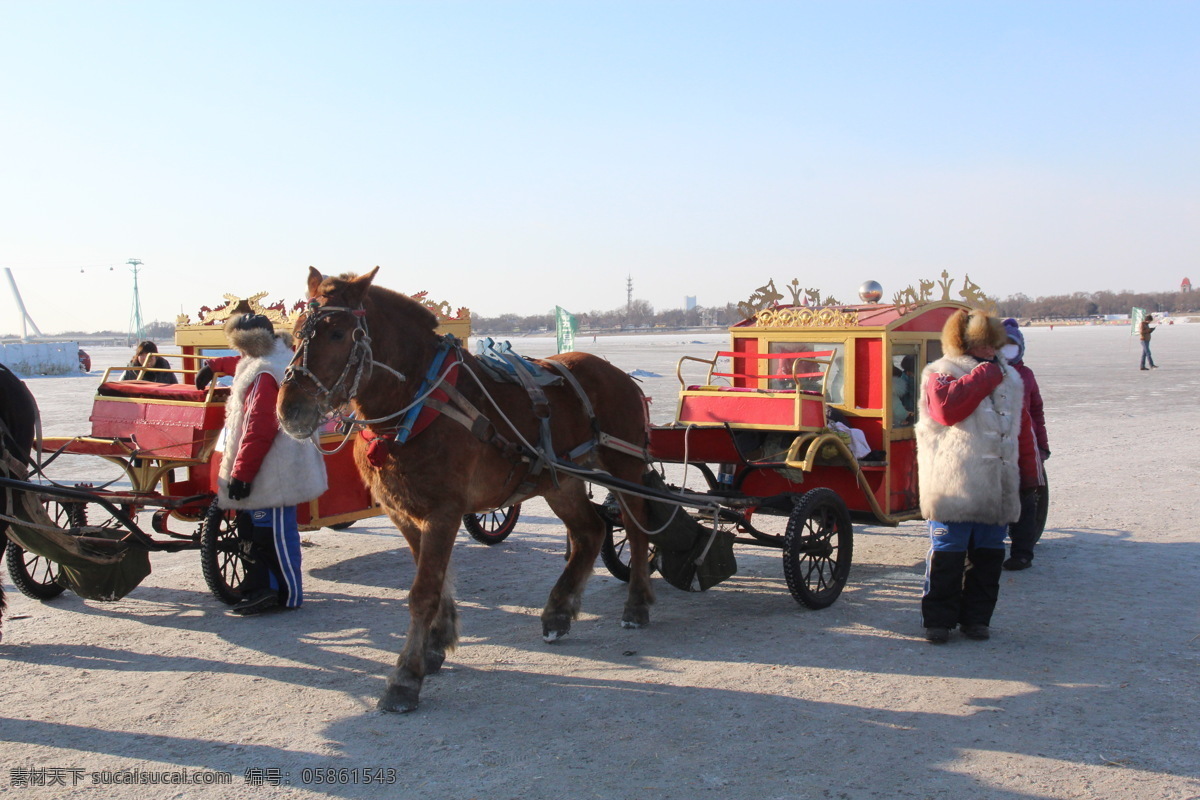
[278,266,440,440]
[278,266,380,438]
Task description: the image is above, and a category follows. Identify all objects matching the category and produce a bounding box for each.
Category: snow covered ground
[2,325,1199,799]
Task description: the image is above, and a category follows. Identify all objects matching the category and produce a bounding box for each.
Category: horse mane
[366,285,440,334]
[320,271,439,334]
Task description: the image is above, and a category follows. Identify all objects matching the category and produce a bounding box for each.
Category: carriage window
[766,342,845,404]
[891,345,920,426]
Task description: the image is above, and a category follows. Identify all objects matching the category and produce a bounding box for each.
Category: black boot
[961,547,1005,634]
[923,550,967,636]
[1005,489,1040,568]
[235,512,271,595]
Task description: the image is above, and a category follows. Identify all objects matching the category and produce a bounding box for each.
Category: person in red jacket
[196,314,326,615]
[1001,318,1049,570]
[916,310,1032,643]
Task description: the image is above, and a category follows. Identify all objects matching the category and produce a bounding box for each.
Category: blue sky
[2,1,1196,334]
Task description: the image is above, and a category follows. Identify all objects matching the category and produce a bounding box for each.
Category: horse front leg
[378,518,460,713]
[541,488,606,642]
[617,494,655,628]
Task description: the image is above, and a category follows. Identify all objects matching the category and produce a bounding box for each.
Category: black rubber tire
[6,540,66,600]
[199,501,248,605]
[462,504,522,545]
[598,498,658,582]
[4,500,81,600]
[1033,473,1049,541]
[782,488,853,610]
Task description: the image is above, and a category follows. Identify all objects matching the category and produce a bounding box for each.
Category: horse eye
[329,328,346,342]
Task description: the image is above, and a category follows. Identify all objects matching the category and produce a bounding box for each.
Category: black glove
[195,362,214,390]
[227,478,252,500]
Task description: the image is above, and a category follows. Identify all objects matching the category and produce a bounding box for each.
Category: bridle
[284,300,408,413]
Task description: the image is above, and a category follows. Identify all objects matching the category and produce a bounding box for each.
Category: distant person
[891,355,916,426]
[915,309,1032,644]
[1139,314,1157,370]
[1001,319,1049,570]
[121,340,178,384]
[196,314,326,615]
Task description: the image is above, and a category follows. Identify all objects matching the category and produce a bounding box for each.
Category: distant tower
[685,295,697,311]
[127,258,146,344]
[626,275,633,313]
[1182,277,1192,293]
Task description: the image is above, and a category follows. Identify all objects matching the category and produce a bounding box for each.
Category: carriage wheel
[199,500,248,605]
[782,488,853,610]
[598,496,658,582]
[462,504,522,545]
[6,540,66,600]
[4,499,81,600]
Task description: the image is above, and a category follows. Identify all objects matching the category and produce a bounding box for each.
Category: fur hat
[941,309,1008,357]
[224,313,279,358]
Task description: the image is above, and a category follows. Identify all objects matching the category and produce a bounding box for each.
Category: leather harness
[287,302,649,510]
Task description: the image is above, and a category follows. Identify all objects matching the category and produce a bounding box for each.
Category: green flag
[1131,307,1146,336]
[555,306,577,354]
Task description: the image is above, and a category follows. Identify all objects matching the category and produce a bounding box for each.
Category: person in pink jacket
[1001,318,1049,570]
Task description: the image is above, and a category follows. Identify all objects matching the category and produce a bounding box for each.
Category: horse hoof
[621,605,650,628]
[377,685,421,713]
[424,649,446,674]
[542,614,571,643]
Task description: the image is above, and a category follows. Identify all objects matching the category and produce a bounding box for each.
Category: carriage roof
[173,290,471,348]
[730,300,969,339]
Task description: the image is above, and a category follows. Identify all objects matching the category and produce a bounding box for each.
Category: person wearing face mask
[196,313,327,615]
[1001,318,1049,570]
[915,309,1034,644]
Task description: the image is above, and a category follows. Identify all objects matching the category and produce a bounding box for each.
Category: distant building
[685,295,697,311]
[1182,277,1192,293]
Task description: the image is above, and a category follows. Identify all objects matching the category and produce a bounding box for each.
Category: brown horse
[0,363,39,642]
[277,267,654,712]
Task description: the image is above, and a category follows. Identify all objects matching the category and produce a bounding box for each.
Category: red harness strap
[359,361,461,467]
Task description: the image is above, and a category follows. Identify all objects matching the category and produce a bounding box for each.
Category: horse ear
[344,267,380,306]
[306,266,324,298]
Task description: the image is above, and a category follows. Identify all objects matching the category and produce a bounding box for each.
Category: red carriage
[599,275,1001,609]
[1,289,521,605]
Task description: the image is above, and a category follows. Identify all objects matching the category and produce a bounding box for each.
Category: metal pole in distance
[4,267,45,341]
[127,258,145,345]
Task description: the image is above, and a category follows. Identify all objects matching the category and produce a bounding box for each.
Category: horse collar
[358,336,461,465]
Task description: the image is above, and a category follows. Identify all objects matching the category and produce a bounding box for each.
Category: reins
[284,297,673,516]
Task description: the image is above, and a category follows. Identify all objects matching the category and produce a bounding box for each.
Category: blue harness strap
[395,336,455,444]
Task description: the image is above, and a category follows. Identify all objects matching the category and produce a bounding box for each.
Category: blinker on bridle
[284,299,407,409]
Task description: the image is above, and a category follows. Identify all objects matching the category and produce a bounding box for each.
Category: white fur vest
[915,355,1023,525]
[218,342,327,510]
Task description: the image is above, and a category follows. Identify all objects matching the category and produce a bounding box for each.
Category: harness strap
[503,355,558,489]
[544,359,651,461]
[395,337,455,444]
